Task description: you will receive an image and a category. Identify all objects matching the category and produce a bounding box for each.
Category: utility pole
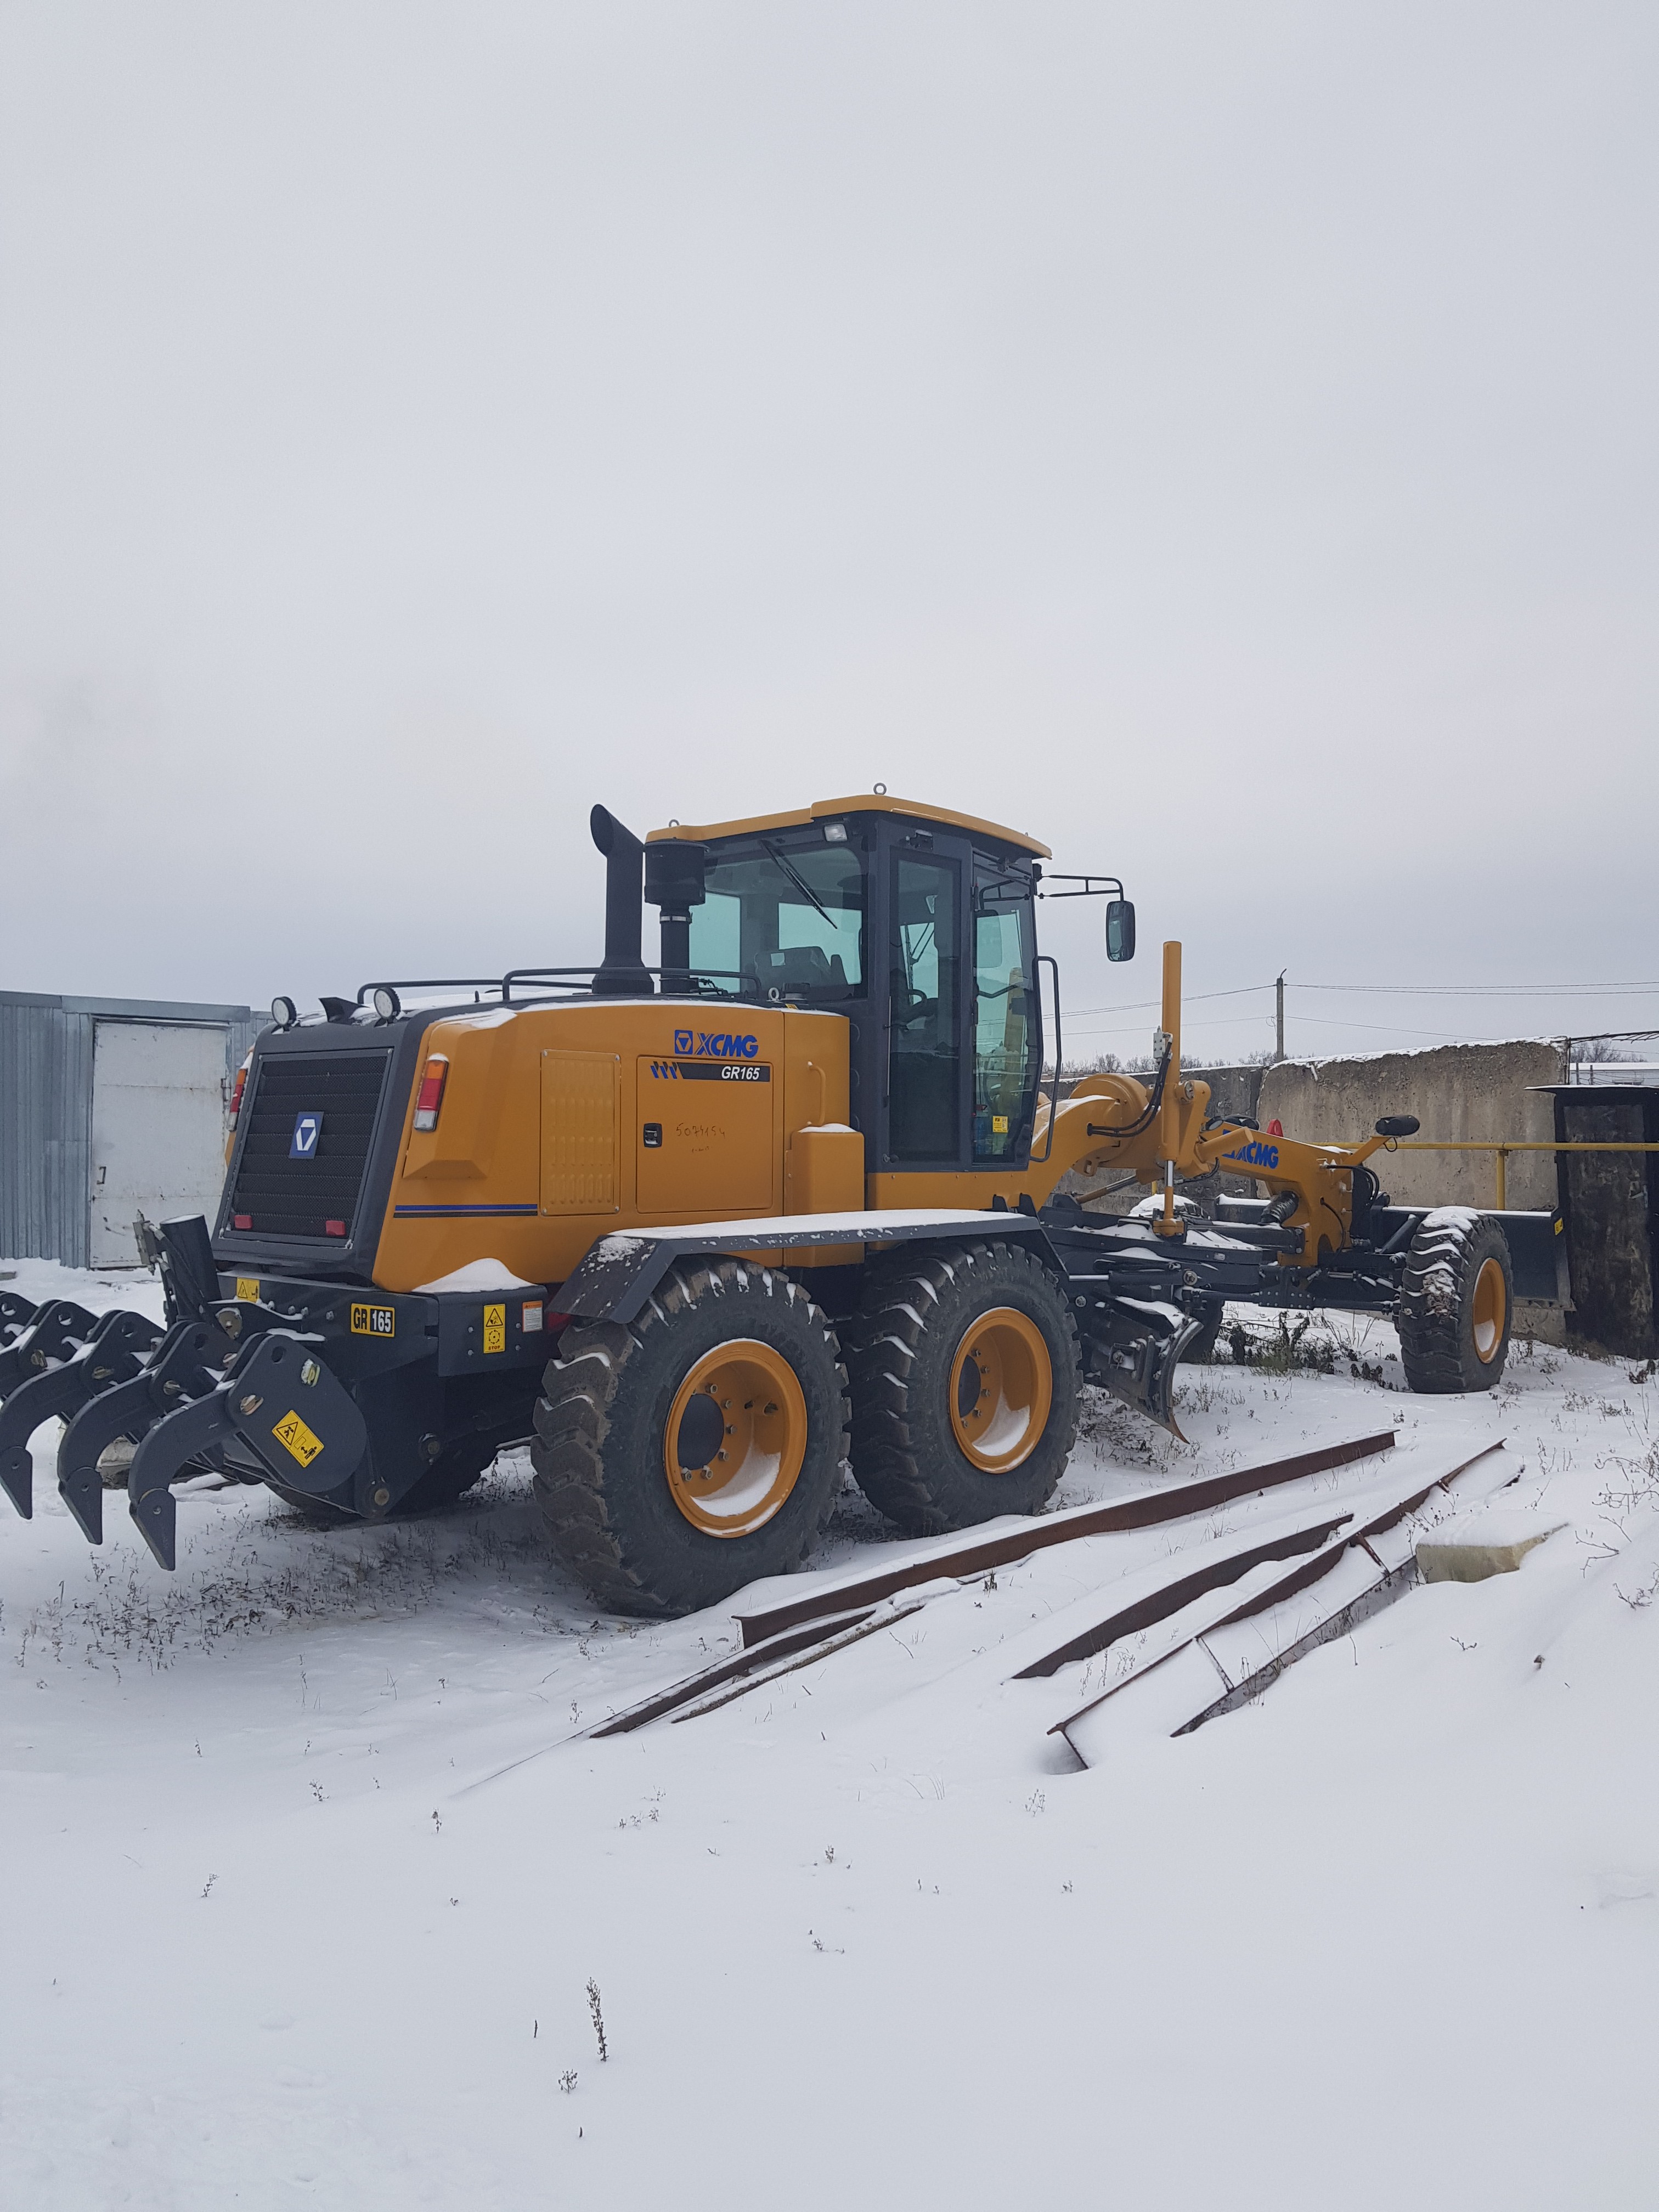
[1275,971,1285,1063]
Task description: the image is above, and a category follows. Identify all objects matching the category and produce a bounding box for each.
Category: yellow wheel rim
[1471,1257,1507,1363]
[663,1339,808,1538]
[948,1307,1053,1473]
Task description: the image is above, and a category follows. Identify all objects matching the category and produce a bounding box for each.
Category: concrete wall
[1258,1041,1567,1211]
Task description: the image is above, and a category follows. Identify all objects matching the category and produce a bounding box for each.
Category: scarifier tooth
[0,1444,33,1520]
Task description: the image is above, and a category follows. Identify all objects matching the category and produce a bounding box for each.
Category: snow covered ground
[2,1258,1655,2209]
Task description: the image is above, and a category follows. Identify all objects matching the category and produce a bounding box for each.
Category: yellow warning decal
[350,1302,396,1338]
[272,1409,324,1468]
[483,1302,506,1356]
[992,1116,1008,1135]
[235,1278,260,1304]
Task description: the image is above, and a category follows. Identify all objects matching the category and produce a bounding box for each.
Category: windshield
[687,836,866,1001]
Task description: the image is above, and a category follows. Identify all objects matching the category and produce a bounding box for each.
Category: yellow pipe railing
[1391,1139,1659,1210]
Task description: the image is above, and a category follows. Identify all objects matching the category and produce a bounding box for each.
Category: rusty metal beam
[1009,1510,1353,1678]
[588,1605,875,1737]
[668,1597,928,1725]
[733,1429,1395,1649]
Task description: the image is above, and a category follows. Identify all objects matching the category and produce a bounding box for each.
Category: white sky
[2,2,1655,1061]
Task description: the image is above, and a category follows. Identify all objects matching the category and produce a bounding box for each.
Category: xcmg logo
[1225,1138,1281,1170]
[673,1030,759,1059]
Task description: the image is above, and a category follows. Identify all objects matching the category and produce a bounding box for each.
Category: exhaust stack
[590,806,653,998]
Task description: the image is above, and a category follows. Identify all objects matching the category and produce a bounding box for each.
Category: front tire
[845,1241,1081,1536]
[531,1261,850,1617]
[1397,1208,1514,1393]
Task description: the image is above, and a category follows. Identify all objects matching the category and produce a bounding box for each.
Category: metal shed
[1,991,261,1271]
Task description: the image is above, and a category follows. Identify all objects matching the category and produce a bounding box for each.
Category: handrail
[1391,1138,1659,1209]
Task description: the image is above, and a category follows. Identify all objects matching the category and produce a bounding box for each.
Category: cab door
[885,849,963,1165]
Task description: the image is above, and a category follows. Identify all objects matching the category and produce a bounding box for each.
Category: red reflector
[546,1311,572,1334]
[325,1219,347,1237]
[413,1055,449,1133]
[234,1214,252,1230]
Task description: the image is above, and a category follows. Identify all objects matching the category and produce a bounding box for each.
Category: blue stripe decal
[393,1203,539,1218]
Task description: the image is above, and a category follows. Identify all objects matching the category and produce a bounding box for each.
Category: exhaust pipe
[590,806,653,998]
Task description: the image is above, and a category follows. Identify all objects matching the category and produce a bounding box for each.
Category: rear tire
[531,1261,850,1617]
[845,1241,1081,1536]
[1397,1208,1514,1393]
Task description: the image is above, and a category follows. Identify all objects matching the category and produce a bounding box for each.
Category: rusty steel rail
[588,1605,878,1737]
[668,1596,929,1726]
[732,1429,1396,1649]
[1048,1441,1510,1751]
[1019,1438,1506,1685]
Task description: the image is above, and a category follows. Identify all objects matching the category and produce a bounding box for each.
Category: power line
[1296,980,1659,997]
[1065,983,1274,1018]
[1065,976,1659,1029]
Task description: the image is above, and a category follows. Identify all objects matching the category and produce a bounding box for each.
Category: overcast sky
[2,2,1655,1062]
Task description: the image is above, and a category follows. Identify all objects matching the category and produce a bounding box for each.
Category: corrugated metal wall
[0,992,259,1268]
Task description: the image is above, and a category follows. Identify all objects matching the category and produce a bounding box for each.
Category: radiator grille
[226,1050,392,1240]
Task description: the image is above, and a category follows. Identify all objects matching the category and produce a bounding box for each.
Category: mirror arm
[1029,954,1063,1166]
[1036,873,1124,901]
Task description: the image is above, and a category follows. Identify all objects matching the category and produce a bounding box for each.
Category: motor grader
[0,793,1564,1615]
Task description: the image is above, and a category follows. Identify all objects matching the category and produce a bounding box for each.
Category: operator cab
[646,795,1056,1178]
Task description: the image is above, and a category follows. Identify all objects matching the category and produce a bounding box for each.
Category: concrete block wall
[1257,1041,1567,1211]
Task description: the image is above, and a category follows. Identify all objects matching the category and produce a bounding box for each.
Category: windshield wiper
[761,839,842,934]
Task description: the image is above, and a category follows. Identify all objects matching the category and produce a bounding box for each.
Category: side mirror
[1375,1114,1420,1138]
[1105,899,1136,963]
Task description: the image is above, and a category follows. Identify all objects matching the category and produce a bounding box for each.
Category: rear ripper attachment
[0,1216,557,1570]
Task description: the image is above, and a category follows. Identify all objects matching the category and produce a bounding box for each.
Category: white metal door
[90,1023,229,1268]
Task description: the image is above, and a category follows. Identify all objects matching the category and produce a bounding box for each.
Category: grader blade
[0,1301,100,1402]
[0,1309,164,1519]
[127,1332,368,1570]
[56,1318,233,1543]
[1087,1296,1203,1440]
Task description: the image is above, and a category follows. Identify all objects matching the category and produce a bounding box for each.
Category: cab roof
[645,793,1050,860]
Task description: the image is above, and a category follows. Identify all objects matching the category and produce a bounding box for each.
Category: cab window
[972,868,1038,1161]
[686,836,865,1000]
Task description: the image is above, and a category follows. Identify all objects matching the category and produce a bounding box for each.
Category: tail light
[228,1054,252,1132]
[414,1056,449,1133]
[325,1219,347,1238]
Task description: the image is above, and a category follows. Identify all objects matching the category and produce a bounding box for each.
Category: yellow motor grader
[0,793,1562,1614]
